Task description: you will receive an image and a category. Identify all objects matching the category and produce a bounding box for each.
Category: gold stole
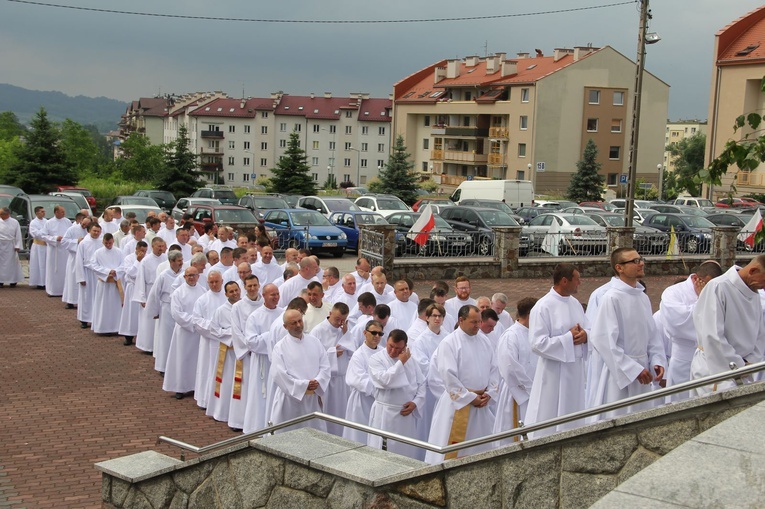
[512,401,520,443]
[444,388,485,460]
[214,343,244,400]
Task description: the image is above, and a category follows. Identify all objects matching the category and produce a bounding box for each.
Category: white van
[450,180,534,209]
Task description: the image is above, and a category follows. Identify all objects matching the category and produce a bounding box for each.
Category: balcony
[489,127,509,139]
[488,153,504,166]
[431,149,443,160]
[201,163,223,172]
[431,126,490,138]
[200,147,223,156]
[442,151,488,164]
[200,130,224,139]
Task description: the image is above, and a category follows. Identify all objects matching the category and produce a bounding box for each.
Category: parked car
[172,197,221,220]
[55,186,96,213]
[515,206,545,224]
[238,194,289,220]
[612,207,658,225]
[109,195,159,208]
[579,201,616,211]
[672,197,717,212]
[280,194,303,208]
[191,187,238,205]
[648,204,708,217]
[609,199,653,209]
[533,200,561,209]
[412,198,454,212]
[586,213,668,254]
[643,213,715,253]
[328,211,402,252]
[459,199,525,224]
[523,213,608,254]
[298,196,361,217]
[188,204,272,242]
[706,213,765,252]
[8,194,80,252]
[385,211,474,257]
[133,190,177,212]
[439,206,526,256]
[263,209,347,257]
[104,205,162,224]
[715,197,761,208]
[49,191,90,213]
[355,194,411,217]
[0,193,13,209]
[560,206,604,215]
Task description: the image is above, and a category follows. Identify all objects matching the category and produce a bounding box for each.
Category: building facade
[705,5,765,198]
[392,46,669,195]
[663,120,707,174]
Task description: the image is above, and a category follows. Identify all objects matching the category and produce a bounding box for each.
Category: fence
[359,228,385,268]
[395,230,495,258]
[734,229,765,254]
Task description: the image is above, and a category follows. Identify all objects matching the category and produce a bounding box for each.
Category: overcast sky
[0,0,762,119]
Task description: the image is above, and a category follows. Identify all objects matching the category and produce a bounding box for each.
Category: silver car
[524,213,607,254]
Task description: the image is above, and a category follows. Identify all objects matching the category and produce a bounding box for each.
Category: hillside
[0,83,127,133]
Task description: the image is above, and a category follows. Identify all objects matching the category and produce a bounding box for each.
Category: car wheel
[477,237,491,256]
[685,236,699,253]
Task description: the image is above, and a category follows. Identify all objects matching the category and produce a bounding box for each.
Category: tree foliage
[567,139,605,202]
[0,112,25,141]
[373,135,419,205]
[268,131,315,195]
[5,107,78,193]
[156,125,204,197]
[60,119,101,178]
[665,133,705,196]
[116,132,166,182]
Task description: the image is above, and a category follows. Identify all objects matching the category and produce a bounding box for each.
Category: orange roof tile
[716,5,765,63]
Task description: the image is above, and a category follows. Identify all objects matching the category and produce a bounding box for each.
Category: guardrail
[734,229,765,254]
[157,360,765,461]
[396,230,494,258]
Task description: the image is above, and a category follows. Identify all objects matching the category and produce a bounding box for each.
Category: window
[228,173,234,181]
[344,158,351,167]
[260,158,268,167]
[361,142,368,151]
[607,173,618,186]
[313,124,320,133]
[361,159,367,168]
[589,90,601,104]
[279,123,287,132]
[521,88,529,103]
[611,119,623,133]
[243,173,250,182]
[343,174,351,182]
[345,111,353,118]
[587,118,598,132]
[228,125,235,133]
[311,157,319,166]
[613,91,624,106]
[517,170,525,180]
[424,115,430,126]
[378,143,385,152]
[244,157,250,166]
[464,91,471,101]
[329,125,336,134]
[518,143,527,157]
[279,139,287,148]
[294,124,302,132]
[362,126,369,135]
[261,126,268,134]
[243,141,250,150]
[520,116,528,130]
[423,138,430,150]
[379,127,386,136]
[345,126,352,135]
[228,141,235,149]
[609,146,621,160]
[377,160,385,168]
[691,127,697,134]
[312,141,319,150]
[228,157,235,165]
[329,141,336,150]
[312,173,319,181]
[260,142,267,150]
[261,112,268,119]
[422,162,429,172]
[244,125,251,133]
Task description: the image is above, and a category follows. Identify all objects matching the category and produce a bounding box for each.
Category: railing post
[493,226,521,277]
[711,226,739,269]
[607,226,635,254]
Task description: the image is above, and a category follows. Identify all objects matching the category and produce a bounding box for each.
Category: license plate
[323,242,337,247]
[452,242,466,247]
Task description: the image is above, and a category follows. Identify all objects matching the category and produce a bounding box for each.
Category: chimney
[501,60,518,77]
[486,56,498,74]
[324,92,332,99]
[535,49,544,58]
[434,66,446,83]
[446,59,460,79]
[553,48,574,62]
[517,52,529,59]
[240,99,245,109]
[573,46,598,61]
[465,55,479,67]
[310,93,315,99]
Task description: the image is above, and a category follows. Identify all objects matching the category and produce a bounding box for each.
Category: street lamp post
[657,163,663,201]
[244,149,255,189]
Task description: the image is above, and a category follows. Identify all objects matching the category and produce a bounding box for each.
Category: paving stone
[693,405,765,455]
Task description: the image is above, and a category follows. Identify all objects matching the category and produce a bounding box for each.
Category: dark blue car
[329,211,404,252]
[263,209,348,257]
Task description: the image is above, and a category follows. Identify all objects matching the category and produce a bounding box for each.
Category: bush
[419,179,438,193]
[79,176,152,211]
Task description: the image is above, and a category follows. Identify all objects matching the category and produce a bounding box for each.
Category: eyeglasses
[620,257,644,265]
[366,330,384,336]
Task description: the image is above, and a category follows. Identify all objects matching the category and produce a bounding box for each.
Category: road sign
[619,174,628,185]
[536,162,546,172]
[251,173,257,179]
[467,175,473,181]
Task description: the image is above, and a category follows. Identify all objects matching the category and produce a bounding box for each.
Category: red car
[412,198,453,212]
[56,186,97,213]
[579,201,616,211]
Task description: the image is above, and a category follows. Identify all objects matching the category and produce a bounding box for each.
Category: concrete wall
[97,383,765,509]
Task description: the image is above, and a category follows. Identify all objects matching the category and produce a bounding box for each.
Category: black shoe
[123,336,133,346]
[0,283,4,288]
[174,392,184,400]
[80,321,89,329]
[229,427,243,432]
[65,304,75,309]
[159,372,164,377]
[36,285,45,289]
[9,283,16,287]
[143,350,153,355]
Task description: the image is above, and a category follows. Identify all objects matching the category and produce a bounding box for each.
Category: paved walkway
[0,273,681,508]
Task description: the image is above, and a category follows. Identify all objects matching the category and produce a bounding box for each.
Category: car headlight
[339,233,347,240]
[431,234,447,242]
[308,234,317,240]
[703,233,712,239]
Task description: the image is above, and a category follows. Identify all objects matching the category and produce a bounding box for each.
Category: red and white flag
[408,205,436,246]
[738,208,763,248]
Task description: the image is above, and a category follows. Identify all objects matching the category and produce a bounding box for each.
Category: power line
[6,0,636,24]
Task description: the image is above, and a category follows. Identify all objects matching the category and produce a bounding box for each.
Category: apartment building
[705,5,765,198]
[392,46,669,194]
[663,120,707,174]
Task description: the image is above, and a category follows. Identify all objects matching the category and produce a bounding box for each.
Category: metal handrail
[158,360,765,460]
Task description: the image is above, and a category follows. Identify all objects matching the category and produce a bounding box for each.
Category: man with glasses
[587,248,666,418]
[344,320,385,444]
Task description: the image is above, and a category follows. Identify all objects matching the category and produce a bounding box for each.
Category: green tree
[156,125,203,196]
[374,135,419,205]
[0,112,25,141]
[6,107,77,193]
[666,133,706,196]
[0,137,22,183]
[268,131,315,195]
[567,139,605,202]
[116,133,166,182]
[60,119,100,178]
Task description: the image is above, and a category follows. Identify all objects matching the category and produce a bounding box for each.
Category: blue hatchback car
[263,208,348,257]
[328,211,406,252]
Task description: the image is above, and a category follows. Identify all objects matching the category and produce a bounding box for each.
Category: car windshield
[68,189,92,198]
[122,196,157,206]
[681,207,707,216]
[600,215,625,226]
[377,199,408,210]
[119,207,161,223]
[149,191,175,202]
[564,215,599,226]
[0,195,12,208]
[684,216,715,228]
[253,197,289,209]
[323,199,361,212]
[695,199,714,207]
[34,199,80,219]
[215,208,258,223]
[213,190,238,203]
[291,211,333,226]
[357,214,388,225]
[477,210,519,226]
